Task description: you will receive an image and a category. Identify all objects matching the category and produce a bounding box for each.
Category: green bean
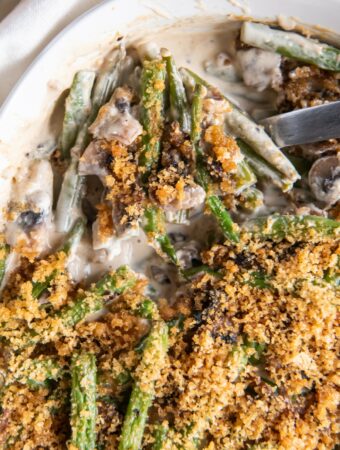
[246,271,272,290]
[191,83,205,154]
[241,21,340,71]
[181,265,222,280]
[191,84,257,194]
[206,196,240,243]
[189,81,258,194]
[224,102,298,187]
[60,71,96,159]
[162,49,191,133]
[191,83,210,194]
[191,84,240,243]
[0,243,9,288]
[59,266,136,329]
[324,265,340,289]
[116,370,132,386]
[138,59,166,184]
[143,206,178,265]
[88,47,126,125]
[118,320,169,450]
[238,186,264,211]
[237,139,289,191]
[31,272,57,300]
[244,214,340,241]
[56,48,125,233]
[183,68,299,188]
[234,159,257,194]
[260,376,277,388]
[242,338,267,366]
[70,352,97,450]
[18,266,137,348]
[167,314,185,331]
[10,356,64,389]
[59,217,86,255]
[31,218,85,299]
[74,46,127,152]
[165,340,252,449]
[152,424,168,450]
[137,298,158,320]
[55,160,85,233]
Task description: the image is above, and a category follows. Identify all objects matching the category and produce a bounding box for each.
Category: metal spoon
[260,101,340,147]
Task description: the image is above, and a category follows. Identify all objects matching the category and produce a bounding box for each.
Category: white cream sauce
[5,159,54,253]
[235,48,282,92]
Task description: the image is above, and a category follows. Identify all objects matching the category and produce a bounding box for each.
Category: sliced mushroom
[78,140,111,181]
[300,139,339,160]
[150,265,171,285]
[165,184,206,212]
[89,86,142,146]
[236,48,282,92]
[176,240,201,269]
[308,155,340,205]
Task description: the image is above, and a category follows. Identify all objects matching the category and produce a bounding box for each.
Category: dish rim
[0,0,115,114]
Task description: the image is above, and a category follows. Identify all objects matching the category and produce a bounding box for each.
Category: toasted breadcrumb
[105,140,145,230]
[96,203,115,242]
[0,234,338,448]
[204,125,244,194]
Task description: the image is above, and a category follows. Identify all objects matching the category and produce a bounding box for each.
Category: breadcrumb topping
[155,235,339,449]
[0,233,338,448]
[105,140,145,231]
[96,202,116,242]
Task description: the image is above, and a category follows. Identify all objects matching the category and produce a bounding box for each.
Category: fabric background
[0,0,103,105]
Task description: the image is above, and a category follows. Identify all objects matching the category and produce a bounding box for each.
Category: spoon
[260,101,340,147]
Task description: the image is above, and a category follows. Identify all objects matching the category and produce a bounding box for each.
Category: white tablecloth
[0,0,102,105]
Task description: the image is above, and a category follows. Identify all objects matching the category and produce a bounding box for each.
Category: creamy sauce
[235,48,282,92]
[5,159,54,253]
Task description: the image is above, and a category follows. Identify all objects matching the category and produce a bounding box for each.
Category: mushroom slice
[89,86,142,146]
[308,155,340,205]
[78,141,110,181]
[165,184,206,212]
[300,139,339,160]
[236,48,282,92]
[176,240,201,269]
